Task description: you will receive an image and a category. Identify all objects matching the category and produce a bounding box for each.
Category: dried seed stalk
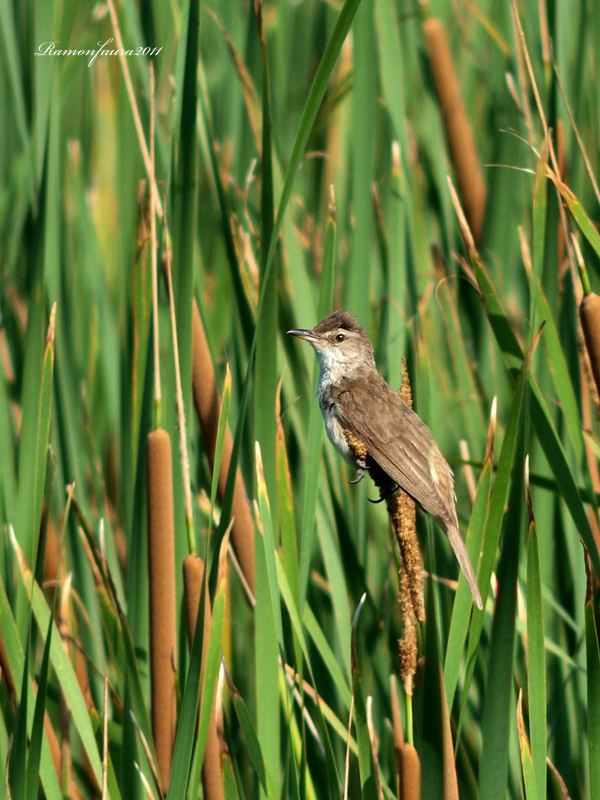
[392,361,422,695]
[345,377,422,696]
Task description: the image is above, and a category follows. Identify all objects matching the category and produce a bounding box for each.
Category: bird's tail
[442,519,483,610]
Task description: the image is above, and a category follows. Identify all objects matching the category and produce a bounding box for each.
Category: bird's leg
[362,458,399,504]
[368,481,400,504]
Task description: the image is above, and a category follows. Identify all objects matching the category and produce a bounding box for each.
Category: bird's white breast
[317,372,359,469]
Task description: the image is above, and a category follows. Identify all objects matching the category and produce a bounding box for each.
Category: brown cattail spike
[423,17,487,241]
[438,662,459,799]
[390,674,405,789]
[183,554,205,648]
[183,554,226,800]
[191,301,255,594]
[399,743,421,799]
[580,292,600,398]
[146,428,177,792]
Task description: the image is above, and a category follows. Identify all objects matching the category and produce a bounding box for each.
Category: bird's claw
[368,482,399,504]
[349,469,366,485]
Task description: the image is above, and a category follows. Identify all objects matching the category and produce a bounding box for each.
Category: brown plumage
[288,311,483,609]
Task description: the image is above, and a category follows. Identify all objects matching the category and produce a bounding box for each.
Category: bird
[288,310,483,609]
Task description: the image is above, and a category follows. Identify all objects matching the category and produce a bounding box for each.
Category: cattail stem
[405,692,414,747]
[580,266,592,298]
[147,428,177,792]
[149,64,162,428]
[183,555,225,800]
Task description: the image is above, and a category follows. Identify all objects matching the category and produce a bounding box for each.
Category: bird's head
[287,311,376,380]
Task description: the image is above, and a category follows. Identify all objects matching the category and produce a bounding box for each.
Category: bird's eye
[335,333,345,342]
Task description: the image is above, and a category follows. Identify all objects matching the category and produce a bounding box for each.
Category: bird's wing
[334,376,454,521]
[336,376,483,609]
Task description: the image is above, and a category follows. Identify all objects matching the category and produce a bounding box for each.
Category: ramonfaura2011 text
[34,38,162,68]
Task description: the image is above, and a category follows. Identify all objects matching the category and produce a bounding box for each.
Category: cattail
[191,300,255,593]
[183,554,205,648]
[579,333,600,554]
[397,586,419,697]
[355,436,421,697]
[42,516,62,595]
[580,292,600,398]
[362,450,421,696]
[423,17,487,241]
[390,675,405,795]
[146,428,177,792]
[372,360,423,695]
[399,743,421,799]
[439,664,459,800]
[398,360,423,613]
[576,233,600,401]
[183,554,226,800]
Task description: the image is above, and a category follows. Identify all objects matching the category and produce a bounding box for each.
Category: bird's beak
[287,328,321,343]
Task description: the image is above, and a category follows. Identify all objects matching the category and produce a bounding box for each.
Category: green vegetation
[1,0,600,797]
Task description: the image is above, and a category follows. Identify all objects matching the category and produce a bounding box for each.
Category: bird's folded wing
[334,378,454,520]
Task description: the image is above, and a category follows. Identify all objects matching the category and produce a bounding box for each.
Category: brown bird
[288,310,483,609]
